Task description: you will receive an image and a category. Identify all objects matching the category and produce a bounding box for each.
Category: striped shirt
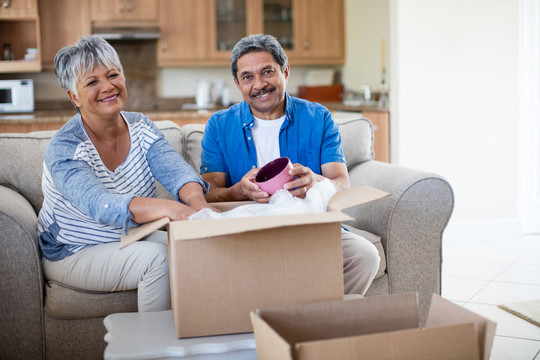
[37,111,207,261]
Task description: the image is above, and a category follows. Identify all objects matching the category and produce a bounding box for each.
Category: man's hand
[283,162,351,198]
[238,168,271,203]
[202,169,270,203]
[283,163,322,198]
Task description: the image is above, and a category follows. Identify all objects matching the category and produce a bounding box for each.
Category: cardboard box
[250,292,497,360]
[167,185,389,338]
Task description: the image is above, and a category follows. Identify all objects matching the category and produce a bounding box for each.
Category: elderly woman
[37,35,211,312]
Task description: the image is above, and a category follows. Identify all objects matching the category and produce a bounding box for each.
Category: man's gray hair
[230,34,288,81]
[54,35,123,96]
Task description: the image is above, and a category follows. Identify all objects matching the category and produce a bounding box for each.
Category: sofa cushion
[334,117,374,169]
[0,130,55,213]
[342,224,386,279]
[181,124,205,173]
[44,281,138,319]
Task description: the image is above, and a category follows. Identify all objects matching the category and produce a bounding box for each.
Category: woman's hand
[129,197,194,223]
[129,182,218,224]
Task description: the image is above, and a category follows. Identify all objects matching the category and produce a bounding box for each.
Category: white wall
[390,0,521,239]
[342,0,389,92]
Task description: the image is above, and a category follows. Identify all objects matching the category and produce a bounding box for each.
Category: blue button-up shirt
[201,93,346,187]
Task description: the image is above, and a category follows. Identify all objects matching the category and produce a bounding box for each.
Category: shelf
[0,60,41,73]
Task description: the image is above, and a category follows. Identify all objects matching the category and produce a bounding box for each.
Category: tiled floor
[442,234,540,359]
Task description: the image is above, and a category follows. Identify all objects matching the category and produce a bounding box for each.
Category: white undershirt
[252,115,286,167]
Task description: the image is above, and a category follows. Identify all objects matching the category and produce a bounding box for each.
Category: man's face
[234,50,290,120]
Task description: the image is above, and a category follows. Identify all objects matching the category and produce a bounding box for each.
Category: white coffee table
[103,310,257,360]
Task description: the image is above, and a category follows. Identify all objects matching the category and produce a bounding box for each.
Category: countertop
[0,109,217,124]
[0,100,388,125]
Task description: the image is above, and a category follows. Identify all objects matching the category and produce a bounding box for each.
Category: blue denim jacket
[37,112,208,261]
[200,92,346,187]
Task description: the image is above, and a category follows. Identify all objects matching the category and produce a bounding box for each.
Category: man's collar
[240,92,293,127]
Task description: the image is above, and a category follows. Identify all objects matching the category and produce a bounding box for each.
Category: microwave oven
[0,79,34,113]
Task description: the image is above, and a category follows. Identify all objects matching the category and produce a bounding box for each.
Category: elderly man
[200,34,379,295]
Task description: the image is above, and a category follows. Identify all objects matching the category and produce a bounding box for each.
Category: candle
[380,38,385,70]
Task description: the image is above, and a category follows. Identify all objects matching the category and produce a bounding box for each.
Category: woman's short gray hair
[54,35,123,95]
[230,34,288,81]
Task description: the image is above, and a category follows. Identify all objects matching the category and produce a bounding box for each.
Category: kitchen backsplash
[109,39,158,111]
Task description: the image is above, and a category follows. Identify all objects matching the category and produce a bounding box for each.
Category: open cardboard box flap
[121,184,389,247]
[251,292,497,360]
[426,293,497,360]
[326,184,390,212]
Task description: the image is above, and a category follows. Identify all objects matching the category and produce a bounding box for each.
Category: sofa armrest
[0,185,45,359]
[345,160,454,323]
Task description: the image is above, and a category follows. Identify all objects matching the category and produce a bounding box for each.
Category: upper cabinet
[158,0,212,66]
[158,0,344,67]
[288,0,345,63]
[0,0,37,18]
[40,0,91,70]
[0,0,41,73]
[90,0,158,23]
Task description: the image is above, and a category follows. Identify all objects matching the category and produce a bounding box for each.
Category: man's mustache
[250,86,276,97]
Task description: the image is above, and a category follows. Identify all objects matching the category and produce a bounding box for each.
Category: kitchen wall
[158,65,342,106]
[390,0,521,241]
[342,0,389,93]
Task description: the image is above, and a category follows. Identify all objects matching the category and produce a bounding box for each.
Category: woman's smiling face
[234,50,290,120]
[68,65,127,119]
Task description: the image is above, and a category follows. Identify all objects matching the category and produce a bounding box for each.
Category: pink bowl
[254,157,294,195]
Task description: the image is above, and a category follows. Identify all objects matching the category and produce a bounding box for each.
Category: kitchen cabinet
[254,0,344,63]
[91,0,158,23]
[209,0,344,64]
[289,0,344,63]
[158,0,213,66]
[362,110,390,163]
[40,0,91,70]
[158,0,344,67]
[0,0,37,18]
[0,0,41,73]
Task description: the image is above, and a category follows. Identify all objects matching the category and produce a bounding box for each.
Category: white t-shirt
[252,115,286,167]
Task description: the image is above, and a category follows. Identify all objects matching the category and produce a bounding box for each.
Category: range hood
[92,26,161,40]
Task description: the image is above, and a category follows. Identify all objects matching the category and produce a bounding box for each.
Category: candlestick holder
[378,67,388,108]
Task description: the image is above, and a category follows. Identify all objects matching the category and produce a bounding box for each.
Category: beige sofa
[0,118,454,360]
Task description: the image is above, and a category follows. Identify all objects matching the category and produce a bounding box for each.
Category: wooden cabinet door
[251,0,345,65]
[122,0,157,21]
[40,0,91,69]
[0,0,37,18]
[363,110,390,163]
[91,0,157,22]
[208,0,259,61]
[90,0,119,21]
[292,0,344,64]
[158,0,211,66]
